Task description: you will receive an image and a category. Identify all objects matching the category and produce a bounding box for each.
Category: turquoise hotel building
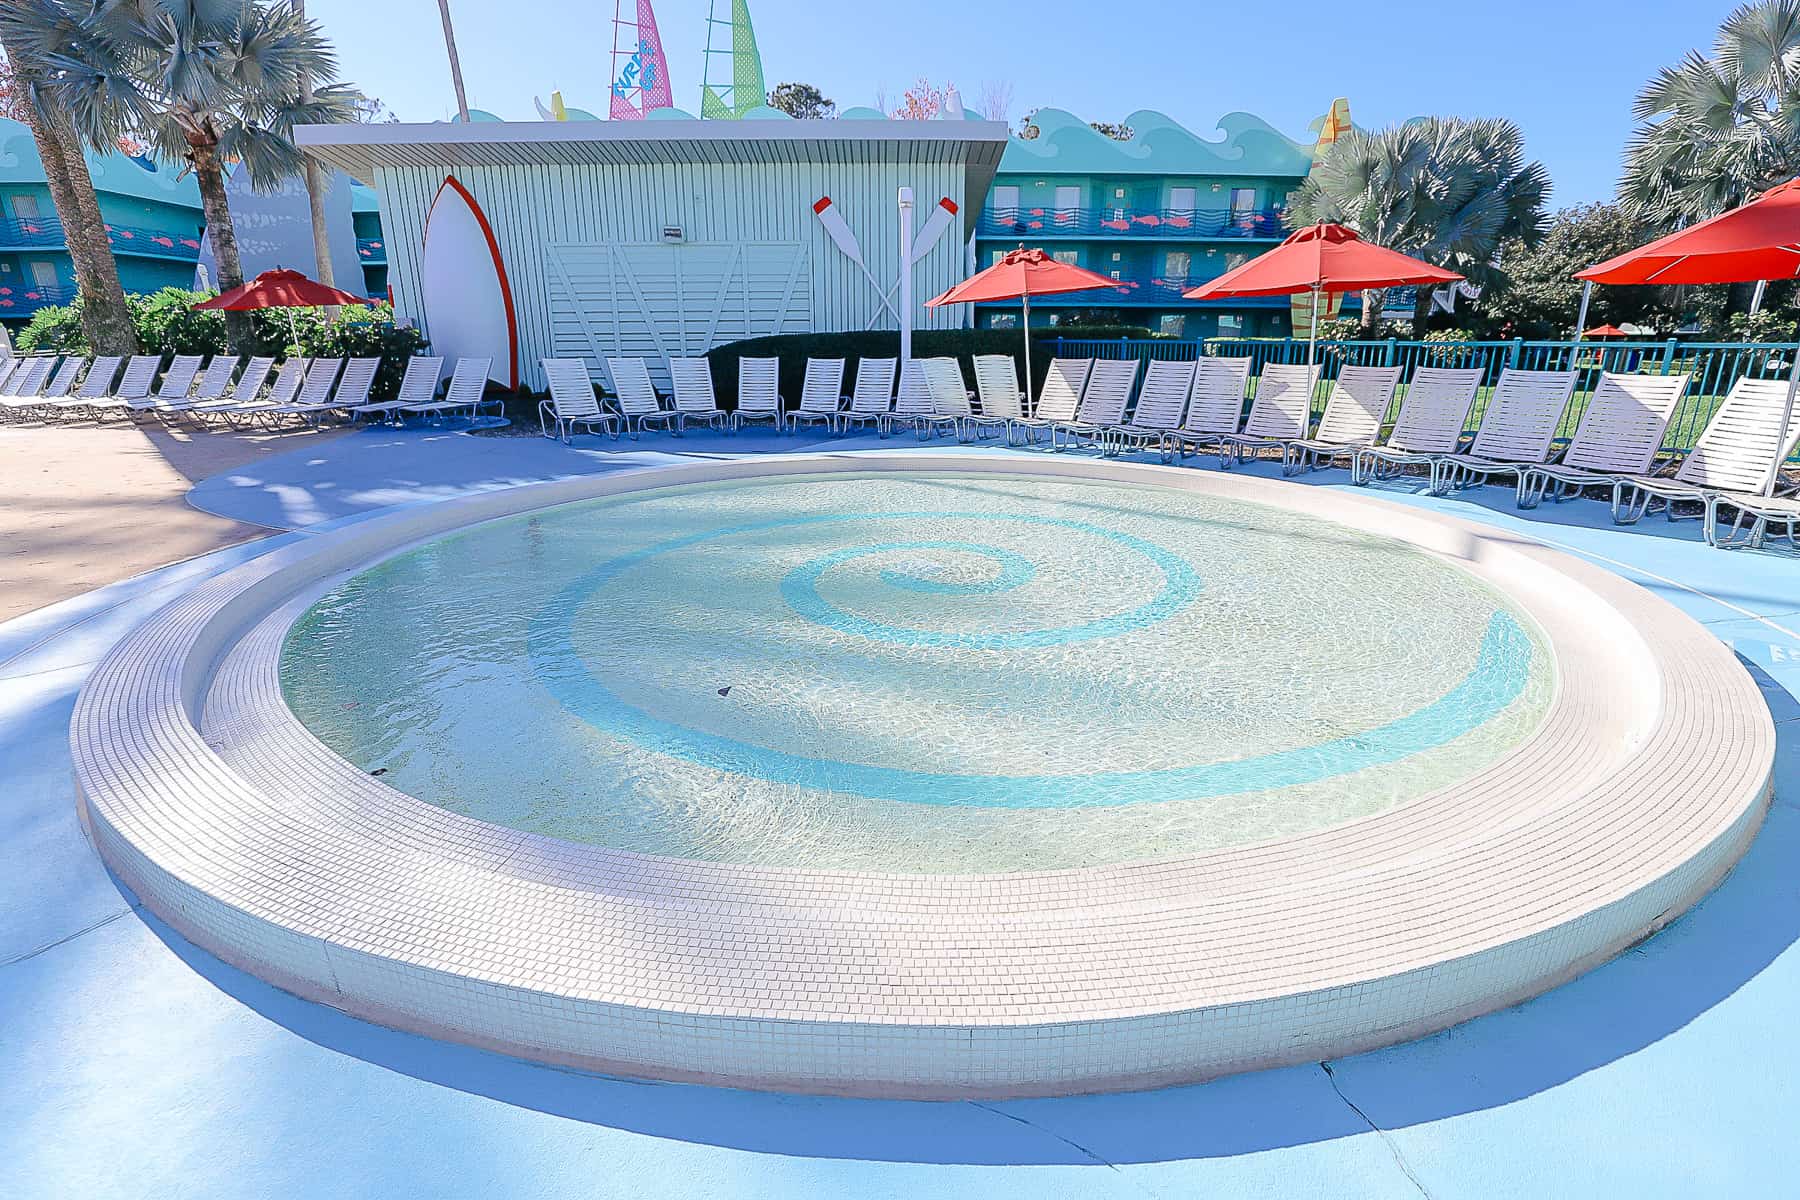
[974,107,1328,339]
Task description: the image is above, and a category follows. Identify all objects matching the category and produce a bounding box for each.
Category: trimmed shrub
[703,326,1155,405]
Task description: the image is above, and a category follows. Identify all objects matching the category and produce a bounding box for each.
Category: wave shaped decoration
[0,118,198,204]
[1000,107,1314,178]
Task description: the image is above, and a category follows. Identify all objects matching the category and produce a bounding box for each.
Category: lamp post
[898,187,914,362]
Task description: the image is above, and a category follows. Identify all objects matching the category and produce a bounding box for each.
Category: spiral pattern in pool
[280,473,1555,873]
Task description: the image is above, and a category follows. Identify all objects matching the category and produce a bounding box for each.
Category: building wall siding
[369,159,975,391]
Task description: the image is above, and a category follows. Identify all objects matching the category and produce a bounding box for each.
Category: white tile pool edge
[71,455,1775,1099]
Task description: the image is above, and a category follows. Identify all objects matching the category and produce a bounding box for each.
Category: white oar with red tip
[813,196,901,322]
[877,197,959,321]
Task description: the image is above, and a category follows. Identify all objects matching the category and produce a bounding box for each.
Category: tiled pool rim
[70,454,1776,1100]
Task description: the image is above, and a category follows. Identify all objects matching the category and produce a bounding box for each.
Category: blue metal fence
[978,206,1287,241]
[0,215,202,261]
[0,282,71,318]
[1047,336,1800,457]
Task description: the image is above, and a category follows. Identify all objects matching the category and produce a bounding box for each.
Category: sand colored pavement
[0,421,341,624]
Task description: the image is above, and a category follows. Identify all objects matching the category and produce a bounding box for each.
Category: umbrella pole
[1307,285,1320,366]
[1573,280,1592,342]
[1765,346,1799,497]
[1021,289,1032,416]
[288,308,301,357]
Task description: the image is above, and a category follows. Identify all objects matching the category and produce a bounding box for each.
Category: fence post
[1661,340,1678,375]
[1507,338,1523,371]
[1384,338,1397,367]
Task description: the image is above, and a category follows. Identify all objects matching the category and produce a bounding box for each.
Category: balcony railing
[978,206,1288,241]
[356,236,386,263]
[0,215,203,261]
[0,281,72,317]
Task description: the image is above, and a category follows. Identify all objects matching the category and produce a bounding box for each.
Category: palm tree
[0,34,137,354]
[1621,0,1800,229]
[2,0,358,352]
[1287,117,1550,330]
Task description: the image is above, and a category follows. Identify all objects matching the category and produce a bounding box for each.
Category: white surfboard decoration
[420,176,519,389]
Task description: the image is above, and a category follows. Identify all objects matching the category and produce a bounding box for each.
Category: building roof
[1002,109,1314,179]
[0,117,199,209]
[298,118,1011,215]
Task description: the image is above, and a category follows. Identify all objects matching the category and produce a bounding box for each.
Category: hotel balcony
[976,206,1288,242]
[0,281,72,317]
[0,215,203,262]
[356,236,386,263]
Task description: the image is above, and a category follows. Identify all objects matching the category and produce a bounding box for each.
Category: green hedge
[15,288,429,400]
[702,326,1155,404]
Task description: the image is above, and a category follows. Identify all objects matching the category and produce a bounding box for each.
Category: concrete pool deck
[4,424,1799,1197]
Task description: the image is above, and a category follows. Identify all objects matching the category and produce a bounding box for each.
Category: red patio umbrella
[193,268,370,353]
[1576,178,1800,495]
[927,246,1121,395]
[1185,223,1463,364]
[1583,324,1629,338]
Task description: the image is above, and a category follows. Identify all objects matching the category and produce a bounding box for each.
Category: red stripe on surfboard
[429,174,521,391]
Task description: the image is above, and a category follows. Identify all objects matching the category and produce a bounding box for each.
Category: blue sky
[308,0,1736,207]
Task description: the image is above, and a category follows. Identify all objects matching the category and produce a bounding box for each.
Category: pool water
[280,473,1554,873]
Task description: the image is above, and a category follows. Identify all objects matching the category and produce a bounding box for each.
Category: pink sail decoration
[610,0,673,119]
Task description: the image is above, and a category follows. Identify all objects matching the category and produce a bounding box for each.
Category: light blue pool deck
[4,424,1797,1199]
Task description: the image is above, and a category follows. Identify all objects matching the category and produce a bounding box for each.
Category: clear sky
[308,0,1736,207]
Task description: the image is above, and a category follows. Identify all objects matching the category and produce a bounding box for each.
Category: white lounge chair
[971,354,1026,443]
[733,357,785,431]
[189,356,276,421]
[260,358,370,426]
[113,355,163,404]
[126,354,207,413]
[212,357,307,425]
[402,357,492,423]
[668,357,728,432]
[1281,364,1404,475]
[883,359,939,438]
[837,357,897,435]
[1516,372,1692,507]
[789,358,848,433]
[258,358,342,424]
[1012,358,1092,445]
[921,357,976,441]
[1353,368,1486,487]
[1611,376,1800,543]
[352,355,442,424]
[1218,363,1321,467]
[40,355,120,418]
[1712,491,1800,549]
[36,356,87,411]
[147,355,240,414]
[1107,359,1197,456]
[1432,369,1580,494]
[538,358,621,442]
[0,356,60,418]
[604,356,678,436]
[1051,359,1138,449]
[1167,356,1255,460]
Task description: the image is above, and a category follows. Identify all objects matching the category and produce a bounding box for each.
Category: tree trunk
[1360,288,1383,332]
[191,139,254,353]
[1414,287,1434,334]
[0,67,139,352]
[294,0,338,311]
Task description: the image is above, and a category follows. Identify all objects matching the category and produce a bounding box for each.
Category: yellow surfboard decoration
[1291,97,1351,339]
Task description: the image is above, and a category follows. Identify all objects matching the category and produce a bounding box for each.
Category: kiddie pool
[71,455,1774,1099]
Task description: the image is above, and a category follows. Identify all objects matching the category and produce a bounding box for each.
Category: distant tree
[1088,121,1133,141]
[973,79,1013,125]
[1482,203,1693,338]
[1288,117,1550,330]
[767,82,835,120]
[892,78,949,121]
[0,51,31,120]
[353,94,401,123]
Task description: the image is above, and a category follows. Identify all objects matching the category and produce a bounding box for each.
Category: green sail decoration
[700,0,765,119]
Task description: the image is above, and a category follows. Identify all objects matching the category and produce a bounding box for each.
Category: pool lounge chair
[214,357,308,425]
[1353,368,1487,488]
[789,358,848,433]
[1107,359,1197,456]
[1280,365,1403,475]
[1431,369,1581,495]
[403,357,492,423]
[125,354,207,413]
[1218,363,1322,467]
[1166,356,1256,461]
[1609,376,1800,544]
[260,358,373,426]
[0,356,61,417]
[352,356,443,424]
[921,357,978,441]
[41,355,122,418]
[1051,358,1139,449]
[837,357,897,435]
[1515,372,1693,508]
[109,355,163,408]
[142,356,240,414]
[883,360,939,439]
[187,356,276,421]
[35,356,87,412]
[668,358,729,432]
[971,354,1026,443]
[1713,490,1800,549]
[605,356,679,436]
[538,358,621,442]
[1011,358,1092,445]
[733,357,785,432]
